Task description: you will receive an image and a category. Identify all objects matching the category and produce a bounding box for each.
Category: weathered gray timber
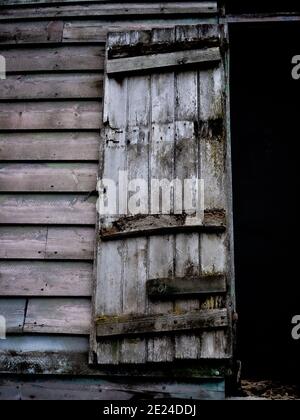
[0,376,225,400]
[0,102,102,130]
[0,133,99,161]
[0,3,218,21]
[0,163,98,192]
[0,226,95,259]
[0,261,93,296]
[96,309,228,338]
[93,24,233,369]
[0,0,233,401]
[147,274,227,299]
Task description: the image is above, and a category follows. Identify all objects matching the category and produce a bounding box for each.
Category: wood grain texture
[0,21,64,45]
[101,212,226,240]
[0,376,224,401]
[0,163,97,192]
[0,0,216,8]
[0,226,95,260]
[0,74,103,100]
[1,46,104,72]
[107,47,220,75]
[0,102,102,130]
[0,194,96,225]
[96,37,129,364]
[147,275,226,299]
[23,298,91,335]
[173,25,201,360]
[109,25,220,57]
[0,298,26,333]
[0,20,218,46]
[94,24,231,365]
[0,132,99,161]
[0,261,93,297]
[96,309,228,338]
[146,28,176,362]
[0,3,218,21]
[118,62,150,364]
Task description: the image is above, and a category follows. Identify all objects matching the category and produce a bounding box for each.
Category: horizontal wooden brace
[100,223,225,240]
[96,309,228,338]
[107,47,221,75]
[100,211,226,241]
[147,275,226,299]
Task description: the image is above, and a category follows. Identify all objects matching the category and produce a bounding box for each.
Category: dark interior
[230,22,300,380]
[225,0,300,14]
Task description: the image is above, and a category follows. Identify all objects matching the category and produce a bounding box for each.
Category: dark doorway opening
[230,22,300,380]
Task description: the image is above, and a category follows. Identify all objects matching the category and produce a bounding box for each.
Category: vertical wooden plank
[199,65,225,210]
[200,233,228,358]
[223,22,235,361]
[147,27,175,363]
[120,238,147,364]
[198,36,228,358]
[119,45,150,363]
[173,26,201,360]
[96,32,129,365]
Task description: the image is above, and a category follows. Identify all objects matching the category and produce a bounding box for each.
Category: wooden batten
[147,275,227,299]
[100,211,226,240]
[107,48,221,75]
[96,309,228,338]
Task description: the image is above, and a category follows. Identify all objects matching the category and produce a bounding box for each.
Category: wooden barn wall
[0,0,218,379]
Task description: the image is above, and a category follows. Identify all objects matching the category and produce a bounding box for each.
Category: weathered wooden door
[91,24,235,368]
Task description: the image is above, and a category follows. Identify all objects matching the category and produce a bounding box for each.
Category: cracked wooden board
[23,298,91,335]
[0,261,93,297]
[0,226,95,260]
[0,299,26,333]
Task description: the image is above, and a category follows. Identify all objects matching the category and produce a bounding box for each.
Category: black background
[230,21,300,379]
[224,1,300,14]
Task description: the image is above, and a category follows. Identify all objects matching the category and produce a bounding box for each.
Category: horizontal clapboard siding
[1,46,105,72]
[0,298,91,334]
[0,261,92,296]
[0,163,98,192]
[23,298,91,335]
[0,2,103,361]
[0,299,26,333]
[0,226,95,260]
[0,74,103,100]
[0,132,99,161]
[0,102,102,130]
[0,3,217,21]
[0,19,219,46]
[0,194,96,224]
[0,0,215,7]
